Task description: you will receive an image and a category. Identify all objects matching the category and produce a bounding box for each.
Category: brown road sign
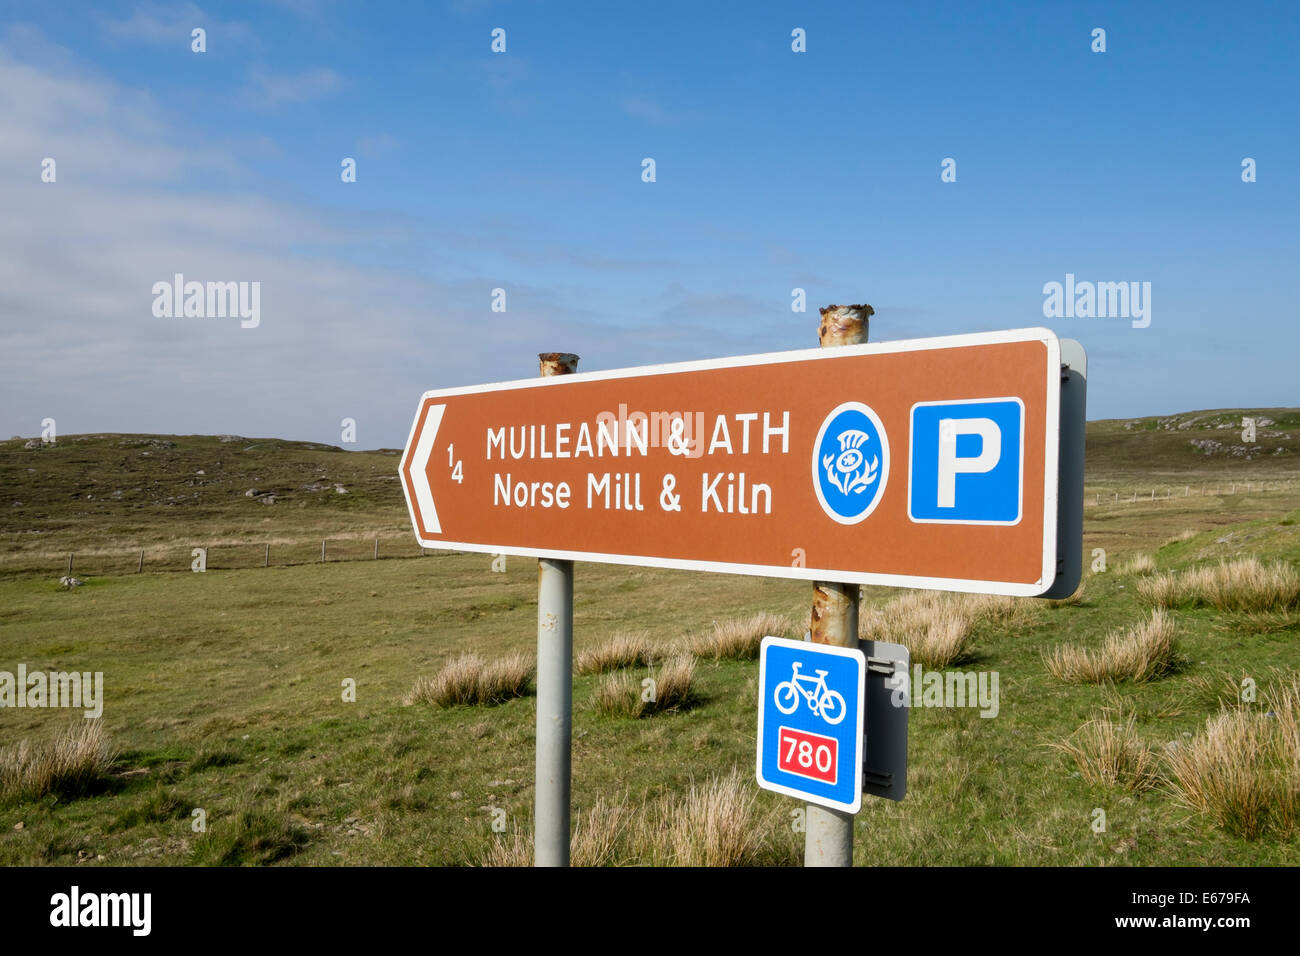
[400,328,1077,596]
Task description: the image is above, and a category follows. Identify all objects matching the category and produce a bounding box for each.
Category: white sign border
[755,636,866,815]
[400,327,1061,597]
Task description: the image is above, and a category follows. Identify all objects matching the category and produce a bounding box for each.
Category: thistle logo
[812,402,889,524]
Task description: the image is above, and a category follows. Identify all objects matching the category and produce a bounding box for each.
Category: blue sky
[1,1,1296,448]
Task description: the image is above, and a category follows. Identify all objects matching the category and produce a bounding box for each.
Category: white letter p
[937,418,1000,508]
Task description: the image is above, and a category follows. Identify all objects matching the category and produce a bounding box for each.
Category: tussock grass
[652,655,697,711]
[405,652,534,707]
[964,593,1045,629]
[1139,557,1300,612]
[1043,610,1177,683]
[0,721,117,805]
[481,794,631,867]
[860,590,1041,668]
[575,631,656,675]
[480,826,532,867]
[860,592,972,668]
[481,771,793,867]
[1123,553,1157,575]
[1164,679,1300,838]
[683,612,793,661]
[649,770,778,866]
[592,672,642,718]
[569,794,630,866]
[1050,715,1160,791]
[592,655,697,718]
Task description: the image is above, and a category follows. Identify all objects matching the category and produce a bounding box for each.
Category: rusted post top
[810,582,859,645]
[817,304,873,347]
[538,352,580,377]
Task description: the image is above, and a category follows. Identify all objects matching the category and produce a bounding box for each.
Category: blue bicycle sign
[757,636,866,813]
[773,661,846,725]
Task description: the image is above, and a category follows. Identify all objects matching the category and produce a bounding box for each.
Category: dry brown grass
[1049,714,1160,791]
[1139,558,1300,612]
[647,770,776,866]
[479,826,533,866]
[859,590,1035,667]
[1043,610,1178,683]
[591,672,641,718]
[1123,553,1157,575]
[860,592,972,668]
[684,612,793,661]
[592,655,696,718]
[480,771,795,866]
[0,721,117,805]
[405,652,534,707]
[569,794,631,866]
[481,794,631,867]
[1164,679,1300,838]
[651,655,696,711]
[575,631,657,675]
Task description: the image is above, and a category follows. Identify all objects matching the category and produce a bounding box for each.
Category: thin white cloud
[98,2,250,45]
[0,50,234,184]
[241,66,344,109]
[619,93,701,125]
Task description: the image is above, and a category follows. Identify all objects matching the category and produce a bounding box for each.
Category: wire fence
[6,534,456,580]
[1086,478,1299,507]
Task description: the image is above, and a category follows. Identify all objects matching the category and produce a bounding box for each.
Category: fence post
[321,539,326,562]
[535,351,579,867]
[374,538,379,560]
[265,543,270,567]
[138,550,144,573]
[67,553,73,576]
[805,303,872,868]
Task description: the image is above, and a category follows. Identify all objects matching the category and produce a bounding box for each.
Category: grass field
[1,409,1298,865]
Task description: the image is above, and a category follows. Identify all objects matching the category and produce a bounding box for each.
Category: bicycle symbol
[773,661,846,725]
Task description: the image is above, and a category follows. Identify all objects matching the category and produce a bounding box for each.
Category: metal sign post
[534,352,578,867]
[806,304,869,867]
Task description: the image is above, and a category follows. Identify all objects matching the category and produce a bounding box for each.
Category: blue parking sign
[908,398,1024,525]
[756,637,865,813]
